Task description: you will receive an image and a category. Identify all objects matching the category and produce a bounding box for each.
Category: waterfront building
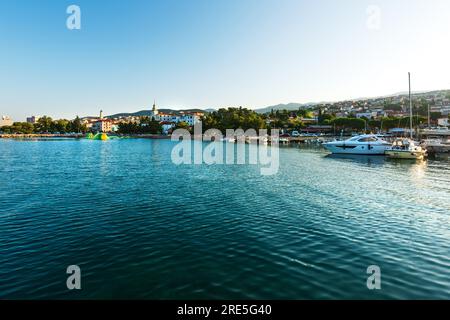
[150,101,203,127]
[161,121,175,134]
[301,125,333,134]
[442,106,450,115]
[179,112,203,126]
[26,116,40,124]
[0,116,13,127]
[157,113,179,123]
[389,128,413,136]
[92,110,112,132]
[430,105,442,113]
[438,118,449,127]
[430,104,450,115]
[92,119,112,132]
[85,122,93,130]
[301,117,319,125]
[385,110,408,118]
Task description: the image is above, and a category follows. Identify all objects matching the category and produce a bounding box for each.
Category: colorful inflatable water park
[85,133,118,141]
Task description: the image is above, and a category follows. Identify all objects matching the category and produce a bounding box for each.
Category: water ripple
[0,140,449,299]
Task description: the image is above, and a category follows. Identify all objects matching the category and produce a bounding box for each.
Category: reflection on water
[324,154,387,167]
[409,161,427,186]
[322,150,437,187]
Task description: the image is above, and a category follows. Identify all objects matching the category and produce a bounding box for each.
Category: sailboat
[385,138,427,160]
[385,73,427,160]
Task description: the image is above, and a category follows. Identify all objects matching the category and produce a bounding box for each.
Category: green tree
[332,118,366,131]
[201,107,266,132]
[297,109,314,119]
[118,122,139,134]
[174,121,190,130]
[383,102,402,111]
[146,120,163,134]
[36,116,53,133]
[53,119,70,133]
[2,122,35,134]
[118,119,162,134]
[318,113,334,124]
[70,116,85,133]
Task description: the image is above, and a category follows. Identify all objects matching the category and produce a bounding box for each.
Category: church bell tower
[152,100,159,116]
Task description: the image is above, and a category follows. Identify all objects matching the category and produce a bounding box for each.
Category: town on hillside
[78,102,205,135]
[1,90,450,135]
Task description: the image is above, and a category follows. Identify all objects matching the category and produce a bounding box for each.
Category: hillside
[256,89,450,114]
[254,103,313,114]
[81,89,450,119]
[106,108,208,118]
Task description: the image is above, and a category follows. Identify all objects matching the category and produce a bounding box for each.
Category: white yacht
[322,134,391,155]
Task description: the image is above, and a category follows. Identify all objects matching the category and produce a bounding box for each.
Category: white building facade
[0,116,13,127]
[151,101,203,126]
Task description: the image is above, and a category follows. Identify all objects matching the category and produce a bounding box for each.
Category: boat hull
[323,144,388,155]
[385,150,426,160]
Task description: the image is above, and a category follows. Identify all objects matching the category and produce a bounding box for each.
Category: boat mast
[409,72,413,139]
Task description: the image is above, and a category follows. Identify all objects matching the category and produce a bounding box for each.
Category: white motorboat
[322,134,391,155]
[385,138,427,160]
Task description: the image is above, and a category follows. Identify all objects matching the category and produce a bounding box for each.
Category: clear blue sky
[1,0,449,120]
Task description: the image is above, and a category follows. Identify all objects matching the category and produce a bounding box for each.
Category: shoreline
[0,133,172,139]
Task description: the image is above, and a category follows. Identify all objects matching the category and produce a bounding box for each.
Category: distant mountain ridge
[254,103,312,114]
[105,108,207,119]
[255,89,450,113]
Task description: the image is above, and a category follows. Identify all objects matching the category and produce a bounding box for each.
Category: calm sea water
[0,138,449,299]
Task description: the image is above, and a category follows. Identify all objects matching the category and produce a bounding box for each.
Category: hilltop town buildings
[13,91,449,134]
[91,110,115,133]
[81,102,204,133]
[149,102,203,127]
